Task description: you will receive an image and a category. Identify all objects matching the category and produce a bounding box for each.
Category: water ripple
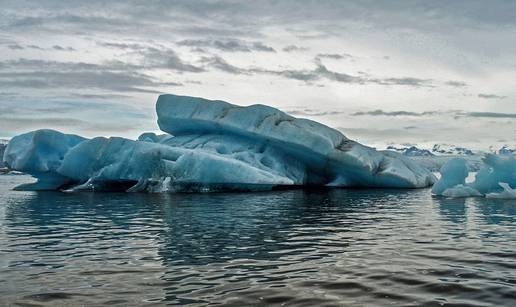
[0,175,515,306]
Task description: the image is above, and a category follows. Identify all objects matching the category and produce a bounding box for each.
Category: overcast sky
[1,0,515,150]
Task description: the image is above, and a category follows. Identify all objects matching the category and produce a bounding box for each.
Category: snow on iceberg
[3,94,436,192]
[432,154,516,198]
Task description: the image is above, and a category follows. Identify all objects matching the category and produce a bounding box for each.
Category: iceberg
[3,94,436,192]
[3,130,86,190]
[432,154,516,198]
[157,95,436,188]
[431,158,469,195]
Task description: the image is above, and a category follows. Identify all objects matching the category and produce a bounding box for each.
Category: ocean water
[0,175,515,306]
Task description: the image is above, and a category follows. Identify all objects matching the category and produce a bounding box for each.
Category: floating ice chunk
[486,182,516,199]
[433,154,516,198]
[431,158,469,195]
[471,154,516,194]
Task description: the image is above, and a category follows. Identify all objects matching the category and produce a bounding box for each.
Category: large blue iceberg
[3,94,436,192]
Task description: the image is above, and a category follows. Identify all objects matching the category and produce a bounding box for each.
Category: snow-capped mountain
[431,144,474,156]
[385,143,484,172]
[496,146,515,155]
[386,143,478,156]
[386,145,434,157]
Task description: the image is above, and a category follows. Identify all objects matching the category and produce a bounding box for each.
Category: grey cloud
[26,44,45,50]
[286,109,346,116]
[446,80,468,87]
[251,42,275,52]
[212,40,250,52]
[184,80,203,85]
[376,77,434,87]
[201,56,248,74]
[5,13,137,34]
[177,39,275,52]
[202,55,434,87]
[7,44,24,50]
[313,63,363,83]
[52,45,76,51]
[351,109,516,120]
[467,112,516,119]
[5,43,76,51]
[282,45,308,52]
[98,42,202,73]
[4,1,516,40]
[316,53,353,60]
[97,41,149,50]
[0,71,167,93]
[0,58,181,93]
[478,93,506,99]
[257,68,320,82]
[67,93,132,100]
[142,47,205,72]
[351,110,439,116]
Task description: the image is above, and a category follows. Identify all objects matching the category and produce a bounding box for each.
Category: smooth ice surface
[3,94,436,192]
[157,94,436,189]
[3,129,85,173]
[3,130,86,190]
[433,154,516,198]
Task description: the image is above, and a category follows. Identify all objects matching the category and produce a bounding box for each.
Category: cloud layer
[0,1,514,149]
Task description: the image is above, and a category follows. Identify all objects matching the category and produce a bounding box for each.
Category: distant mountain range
[386,143,514,157]
[496,146,515,155]
[386,145,434,157]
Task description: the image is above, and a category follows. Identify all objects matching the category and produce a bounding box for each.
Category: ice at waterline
[432,156,516,199]
[4,94,439,192]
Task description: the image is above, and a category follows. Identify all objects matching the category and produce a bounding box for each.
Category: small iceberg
[3,94,436,192]
[432,154,516,199]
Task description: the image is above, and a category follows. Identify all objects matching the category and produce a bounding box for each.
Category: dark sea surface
[1,175,515,307]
